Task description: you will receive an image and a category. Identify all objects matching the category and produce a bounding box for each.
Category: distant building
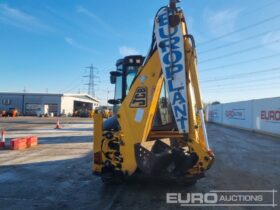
[0,92,100,116]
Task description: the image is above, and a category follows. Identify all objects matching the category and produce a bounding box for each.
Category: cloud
[119,46,139,57]
[0,3,51,32]
[204,8,241,39]
[262,31,280,51]
[65,37,99,54]
[45,6,74,24]
[76,5,120,36]
[148,18,154,27]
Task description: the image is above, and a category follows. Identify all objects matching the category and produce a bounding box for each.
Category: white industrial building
[0,92,100,116]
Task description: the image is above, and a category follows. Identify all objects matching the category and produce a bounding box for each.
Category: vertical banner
[154,8,189,133]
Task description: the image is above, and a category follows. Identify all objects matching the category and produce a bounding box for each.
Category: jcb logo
[130,87,147,108]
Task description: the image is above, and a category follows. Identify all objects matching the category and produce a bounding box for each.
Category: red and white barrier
[10,138,28,150]
[27,136,38,147]
[10,136,39,150]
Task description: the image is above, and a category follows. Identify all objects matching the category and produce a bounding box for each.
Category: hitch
[135,140,198,177]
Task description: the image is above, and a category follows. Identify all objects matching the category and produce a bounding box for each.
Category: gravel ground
[0,117,279,210]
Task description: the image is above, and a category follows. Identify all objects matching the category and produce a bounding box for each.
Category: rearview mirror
[108,99,121,105]
[110,71,122,84]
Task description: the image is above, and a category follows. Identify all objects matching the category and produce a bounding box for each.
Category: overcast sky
[0,0,280,104]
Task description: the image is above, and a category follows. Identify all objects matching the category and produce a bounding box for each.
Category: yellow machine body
[93,1,214,182]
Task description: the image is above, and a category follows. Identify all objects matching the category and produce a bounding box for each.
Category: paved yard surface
[0,117,279,210]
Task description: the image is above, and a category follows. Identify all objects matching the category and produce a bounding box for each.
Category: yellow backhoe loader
[93,0,214,184]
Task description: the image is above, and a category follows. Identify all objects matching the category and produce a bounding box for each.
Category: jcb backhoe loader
[93,0,214,183]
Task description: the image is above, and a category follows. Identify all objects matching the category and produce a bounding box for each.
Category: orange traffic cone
[1,130,5,142]
[55,119,61,129]
[0,129,5,148]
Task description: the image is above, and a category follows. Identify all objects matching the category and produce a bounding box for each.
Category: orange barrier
[8,136,38,150]
[10,138,27,150]
[27,136,38,147]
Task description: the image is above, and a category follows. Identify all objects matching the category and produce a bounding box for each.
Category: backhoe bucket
[135,140,198,177]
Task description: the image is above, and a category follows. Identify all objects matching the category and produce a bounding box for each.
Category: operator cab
[108,55,145,113]
[108,54,174,130]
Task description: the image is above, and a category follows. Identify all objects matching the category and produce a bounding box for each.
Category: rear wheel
[100,168,124,184]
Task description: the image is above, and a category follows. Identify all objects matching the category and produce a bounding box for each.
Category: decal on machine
[130,87,147,108]
[135,108,144,122]
[139,75,148,84]
[154,8,189,133]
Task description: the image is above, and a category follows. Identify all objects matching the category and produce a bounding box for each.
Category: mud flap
[135,140,198,177]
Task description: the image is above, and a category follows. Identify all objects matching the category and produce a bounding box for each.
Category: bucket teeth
[135,140,198,177]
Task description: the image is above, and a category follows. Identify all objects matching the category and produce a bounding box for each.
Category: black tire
[101,175,123,185]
